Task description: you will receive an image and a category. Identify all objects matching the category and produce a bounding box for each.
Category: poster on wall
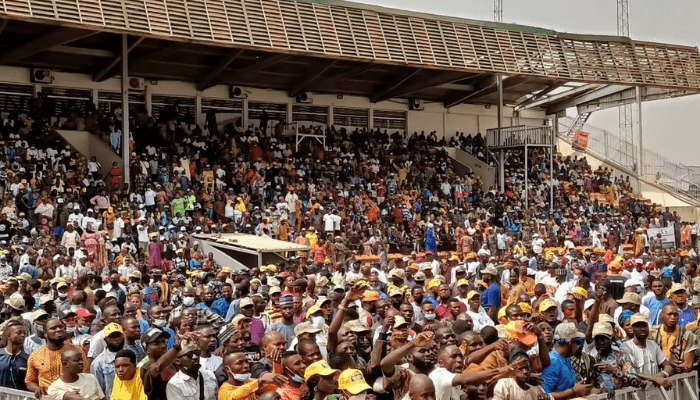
[647,226,676,249]
[572,130,589,151]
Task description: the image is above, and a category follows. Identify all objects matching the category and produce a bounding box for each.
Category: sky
[353,0,700,166]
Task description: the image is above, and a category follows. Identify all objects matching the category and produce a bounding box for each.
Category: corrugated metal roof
[1,0,699,90]
[193,233,311,253]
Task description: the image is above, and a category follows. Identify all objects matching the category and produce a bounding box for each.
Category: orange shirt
[26,342,88,390]
[219,380,259,400]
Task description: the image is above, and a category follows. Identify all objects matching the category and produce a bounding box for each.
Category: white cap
[584,299,595,310]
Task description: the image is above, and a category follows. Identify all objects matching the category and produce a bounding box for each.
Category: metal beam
[208,54,291,88]
[0,28,96,65]
[93,37,145,82]
[0,19,8,35]
[444,75,499,108]
[48,45,116,58]
[197,49,245,91]
[288,59,337,98]
[444,76,530,108]
[516,83,601,111]
[515,82,566,108]
[370,68,422,103]
[546,84,630,114]
[372,71,470,103]
[575,87,695,114]
[96,41,188,82]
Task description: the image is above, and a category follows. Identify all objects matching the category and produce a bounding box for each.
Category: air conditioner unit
[31,69,54,84]
[128,77,145,90]
[229,86,248,99]
[409,99,424,110]
[296,93,313,104]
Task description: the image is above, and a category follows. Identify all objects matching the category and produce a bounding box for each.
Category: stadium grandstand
[0,1,698,400]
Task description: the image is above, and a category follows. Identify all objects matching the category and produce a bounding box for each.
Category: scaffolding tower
[618,0,636,172]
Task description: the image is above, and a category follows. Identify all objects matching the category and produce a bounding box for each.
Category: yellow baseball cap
[304,360,339,382]
[104,322,124,337]
[569,287,588,298]
[466,290,480,300]
[305,305,326,318]
[456,279,469,287]
[338,369,371,395]
[539,299,558,312]
[428,278,441,289]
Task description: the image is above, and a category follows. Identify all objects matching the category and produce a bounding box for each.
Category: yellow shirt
[658,326,679,357]
[111,368,147,400]
[306,233,318,247]
[219,380,259,400]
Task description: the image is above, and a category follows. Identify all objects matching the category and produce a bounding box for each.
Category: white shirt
[429,367,461,400]
[165,369,218,400]
[466,307,495,332]
[47,373,105,400]
[199,354,223,373]
[323,214,340,231]
[621,339,666,376]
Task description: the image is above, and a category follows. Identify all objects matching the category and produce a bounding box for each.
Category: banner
[571,130,589,151]
[647,226,676,249]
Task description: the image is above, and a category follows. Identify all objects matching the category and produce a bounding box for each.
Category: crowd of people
[0,100,698,400]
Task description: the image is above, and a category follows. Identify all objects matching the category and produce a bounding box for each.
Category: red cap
[76,308,95,318]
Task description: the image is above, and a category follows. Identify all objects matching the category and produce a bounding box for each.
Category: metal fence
[558,116,700,200]
[0,387,40,400]
[486,125,553,148]
[585,371,698,400]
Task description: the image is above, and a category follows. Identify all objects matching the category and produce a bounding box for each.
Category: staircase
[56,130,124,180]
[443,147,497,190]
[557,117,700,207]
[564,112,592,137]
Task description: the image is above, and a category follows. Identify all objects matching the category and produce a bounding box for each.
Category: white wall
[0,65,548,138]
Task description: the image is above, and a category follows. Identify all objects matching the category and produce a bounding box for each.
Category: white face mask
[348,394,366,400]
[153,319,167,328]
[182,297,195,307]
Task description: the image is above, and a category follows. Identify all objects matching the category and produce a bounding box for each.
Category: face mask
[311,316,325,329]
[78,325,90,334]
[233,373,251,382]
[291,374,305,383]
[182,297,195,307]
[58,292,68,298]
[424,313,436,321]
[65,327,76,334]
[153,319,167,328]
[348,394,366,400]
[563,309,575,318]
[35,324,44,333]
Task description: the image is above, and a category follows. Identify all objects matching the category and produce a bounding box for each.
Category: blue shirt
[679,306,696,328]
[225,299,241,322]
[644,296,669,326]
[209,297,233,319]
[0,348,28,390]
[90,349,116,398]
[542,349,576,394]
[481,282,501,309]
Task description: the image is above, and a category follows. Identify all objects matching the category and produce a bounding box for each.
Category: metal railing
[486,125,553,148]
[0,387,42,400]
[558,115,700,200]
[585,371,698,400]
